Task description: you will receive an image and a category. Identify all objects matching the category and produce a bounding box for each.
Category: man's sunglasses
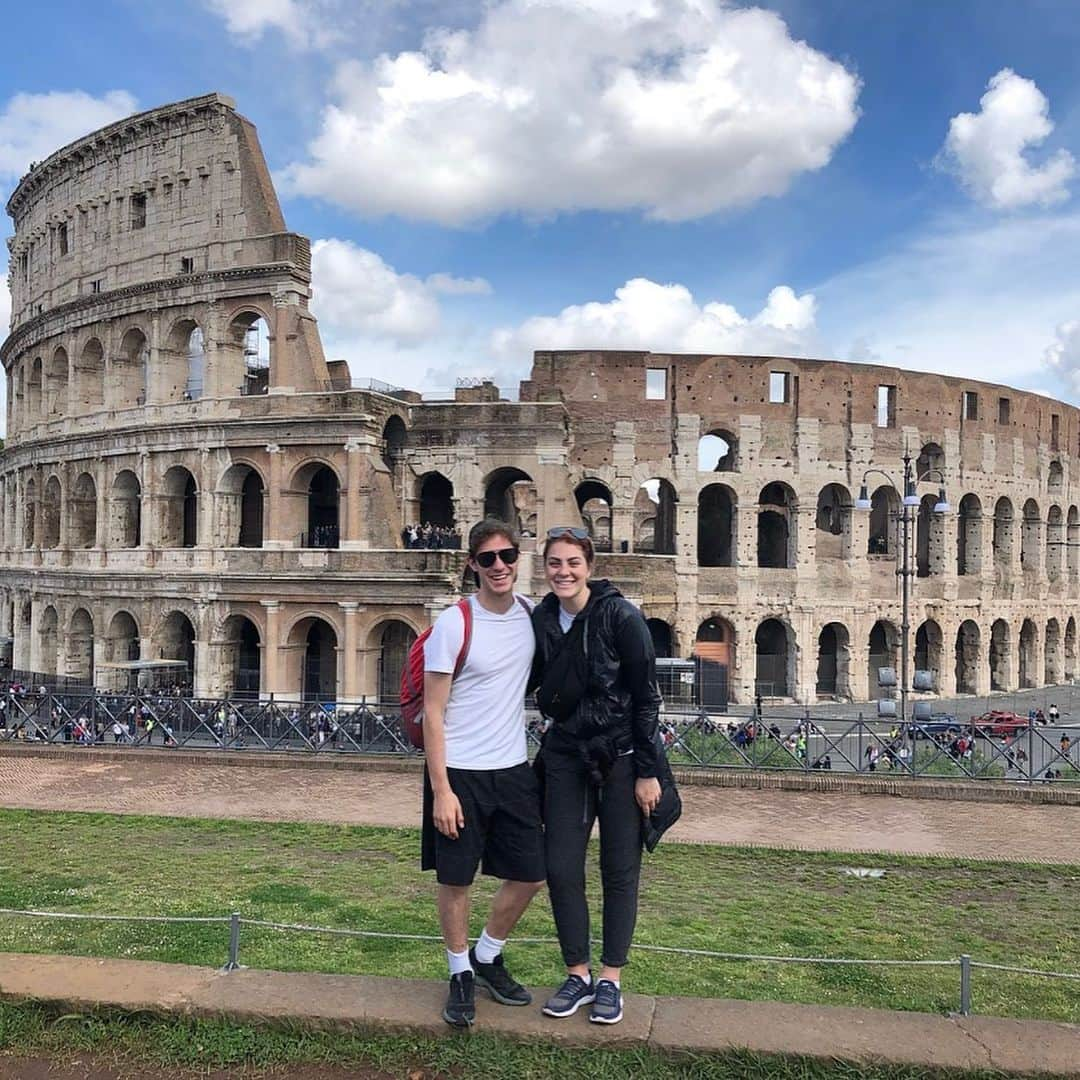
[474,547,520,568]
[547,526,590,539]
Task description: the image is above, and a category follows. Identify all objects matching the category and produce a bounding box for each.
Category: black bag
[536,618,588,724]
[641,737,682,853]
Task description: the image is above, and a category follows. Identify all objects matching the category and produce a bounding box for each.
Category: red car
[969,710,1032,737]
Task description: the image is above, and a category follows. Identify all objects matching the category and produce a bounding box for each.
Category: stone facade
[1,95,1077,705]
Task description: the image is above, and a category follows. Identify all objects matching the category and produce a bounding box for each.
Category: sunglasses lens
[500,547,520,565]
[477,551,496,568]
[547,526,589,539]
[476,547,519,568]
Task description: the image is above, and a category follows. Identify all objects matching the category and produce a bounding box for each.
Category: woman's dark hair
[543,529,596,564]
[467,518,521,558]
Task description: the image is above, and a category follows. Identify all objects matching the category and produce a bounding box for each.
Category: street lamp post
[856,452,950,743]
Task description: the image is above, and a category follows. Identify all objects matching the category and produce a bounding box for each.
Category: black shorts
[422,762,546,887]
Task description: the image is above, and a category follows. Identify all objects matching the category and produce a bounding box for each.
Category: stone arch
[287,615,339,700]
[27,357,42,417]
[989,618,1010,691]
[376,620,417,701]
[418,472,455,529]
[957,494,982,576]
[75,338,104,411]
[1048,459,1064,494]
[993,497,1014,571]
[38,605,59,676]
[1046,505,1064,580]
[816,622,851,699]
[755,618,795,697]
[104,610,140,690]
[1066,617,1077,681]
[574,479,613,551]
[224,309,272,396]
[697,484,736,567]
[914,619,943,691]
[483,467,536,534]
[41,475,61,549]
[47,346,68,416]
[955,620,980,695]
[645,618,674,658]
[867,620,898,698]
[219,614,262,698]
[303,464,340,548]
[1045,618,1063,686]
[916,494,946,577]
[110,470,142,548]
[635,479,676,555]
[23,476,36,549]
[758,482,796,569]
[161,466,198,548]
[815,483,852,561]
[1068,507,1080,580]
[114,327,148,408]
[69,472,97,549]
[1021,499,1041,573]
[699,429,738,471]
[868,486,899,555]
[152,610,196,689]
[218,463,265,548]
[916,442,945,479]
[162,318,204,401]
[1019,618,1038,689]
[695,616,735,706]
[381,415,407,470]
[67,608,94,686]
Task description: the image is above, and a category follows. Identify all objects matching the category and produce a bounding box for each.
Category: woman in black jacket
[532,527,661,1025]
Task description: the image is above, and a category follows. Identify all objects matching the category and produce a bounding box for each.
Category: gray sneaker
[542,973,595,1017]
[589,979,623,1024]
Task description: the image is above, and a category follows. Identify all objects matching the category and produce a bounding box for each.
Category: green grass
[0,1002,1072,1080]
[0,810,1077,1023]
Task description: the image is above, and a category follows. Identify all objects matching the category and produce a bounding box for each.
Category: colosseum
[1,92,1077,708]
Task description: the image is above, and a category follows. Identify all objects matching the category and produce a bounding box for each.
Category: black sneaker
[442,971,476,1027]
[589,979,623,1024]
[469,947,532,1006]
[542,973,595,1018]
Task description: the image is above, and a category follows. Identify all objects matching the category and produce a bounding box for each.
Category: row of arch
[7,312,271,431]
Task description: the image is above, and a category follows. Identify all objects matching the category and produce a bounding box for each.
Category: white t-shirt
[424,594,535,770]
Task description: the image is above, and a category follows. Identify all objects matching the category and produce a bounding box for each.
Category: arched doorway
[1045,618,1063,685]
[47,347,68,415]
[75,338,104,411]
[1021,500,1041,573]
[989,619,1010,691]
[957,494,982,576]
[635,479,676,554]
[68,609,94,686]
[162,467,198,548]
[993,498,1014,570]
[955,620,980,694]
[646,619,673,659]
[1066,617,1078,681]
[221,615,261,699]
[378,621,417,701]
[1069,508,1080,580]
[1046,506,1064,580]
[914,619,942,691]
[114,328,148,408]
[154,611,196,690]
[815,485,851,561]
[755,619,793,697]
[418,472,455,529]
[916,494,945,577]
[868,487,898,555]
[695,617,734,708]
[1018,619,1037,689]
[302,619,338,701]
[382,415,407,469]
[698,430,737,471]
[224,312,272,396]
[42,476,61,549]
[111,471,142,548]
[307,466,340,548]
[916,442,945,479]
[483,468,536,534]
[38,606,59,675]
[104,611,140,691]
[574,480,613,552]
[23,477,36,548]
[69,472,97,549]
[239,470,264,547]
[816,623,851,698]
[697,484,735,566]
[163,320,205,401]
[758,483,795,568]
[868,620,898,698]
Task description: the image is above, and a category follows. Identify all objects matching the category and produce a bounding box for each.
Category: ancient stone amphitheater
[2,93,1077,706]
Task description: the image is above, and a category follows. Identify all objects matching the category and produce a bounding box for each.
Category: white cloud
[426,272,491,296]
[0,268,10,335]
[0,90,138,180]
[201,0,341,50]
[280,0,859,224]
[939,69,1075,210]
[492,279,819,364]
[1044,321,1080,397]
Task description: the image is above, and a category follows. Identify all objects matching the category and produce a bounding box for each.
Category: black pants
[542,745,642,969]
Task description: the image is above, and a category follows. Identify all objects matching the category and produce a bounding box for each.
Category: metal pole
[959,954,972,1015]
[222,911,242,972]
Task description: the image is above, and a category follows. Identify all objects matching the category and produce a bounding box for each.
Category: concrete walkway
[0,953,1077,1076]
[2,747,1079,861]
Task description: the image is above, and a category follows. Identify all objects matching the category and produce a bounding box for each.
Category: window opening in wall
[19,252,28,282]
[768,371,791,404]
[998,397,1010,425]
[645,368,667,400]
[962,390,979,421]
[89,280,102,294]
[243,320,270,395]
[130,193,147,230]
[876,385,897,428]
[180,257,194,274]
[1051,413,1060,451]
[57,222,68,256]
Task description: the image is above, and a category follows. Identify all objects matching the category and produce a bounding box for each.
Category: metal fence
[1,688,1078,785]
[0,905,1077,1018]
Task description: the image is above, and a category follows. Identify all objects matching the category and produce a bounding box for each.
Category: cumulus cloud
[310,237,491,348]
[280,0,859,224]
[491,279,819,364]
[201,0,342,50]
[1044,320,1080,396]
[0,90,138,181]
[939,69,1075,210]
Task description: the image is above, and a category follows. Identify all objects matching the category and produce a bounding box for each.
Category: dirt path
[1,751,1077,861]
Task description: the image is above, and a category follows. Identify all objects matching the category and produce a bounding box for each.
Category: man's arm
[423,671,465,840]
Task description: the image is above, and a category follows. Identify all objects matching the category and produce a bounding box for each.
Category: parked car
[911,714,965,739]
[968,710,1032,737]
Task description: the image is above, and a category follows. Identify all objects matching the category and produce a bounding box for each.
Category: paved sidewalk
[0,953,1077,1076]
[1,749,1079,861]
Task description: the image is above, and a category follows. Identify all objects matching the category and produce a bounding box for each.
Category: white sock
[447,948,472,977]
[600,977,620,988]
[474,928,506,965]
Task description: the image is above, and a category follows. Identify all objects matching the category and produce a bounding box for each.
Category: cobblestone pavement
[2,751,1078,862]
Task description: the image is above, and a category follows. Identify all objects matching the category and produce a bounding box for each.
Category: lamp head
[855,483,871,511]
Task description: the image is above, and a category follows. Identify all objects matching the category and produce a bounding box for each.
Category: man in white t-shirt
[422,518,545,1028]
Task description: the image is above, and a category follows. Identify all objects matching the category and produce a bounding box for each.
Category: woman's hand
[635,776,662,815]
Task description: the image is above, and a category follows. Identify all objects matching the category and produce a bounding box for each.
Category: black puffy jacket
[532,579,661,779]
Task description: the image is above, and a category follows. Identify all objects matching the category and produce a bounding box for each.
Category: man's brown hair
[467,518,521,558]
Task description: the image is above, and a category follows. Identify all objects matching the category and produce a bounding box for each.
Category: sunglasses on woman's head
[475,547,520,568]
[546,526,590,539]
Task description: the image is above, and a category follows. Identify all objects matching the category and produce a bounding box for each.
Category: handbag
[641,736,682,853]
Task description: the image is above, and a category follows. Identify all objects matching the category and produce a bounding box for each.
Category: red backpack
[401,599,473,750]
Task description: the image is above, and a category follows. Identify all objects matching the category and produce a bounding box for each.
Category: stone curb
[2,742,1079,805]
[0,954,1077,1076]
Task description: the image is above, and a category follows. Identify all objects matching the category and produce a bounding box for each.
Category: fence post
[959,954,972,1015]
[222,911,242,972]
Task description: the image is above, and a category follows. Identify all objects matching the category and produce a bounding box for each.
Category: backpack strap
[451,597,473,678]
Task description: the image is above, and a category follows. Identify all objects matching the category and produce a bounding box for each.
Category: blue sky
[3,0,1080,405]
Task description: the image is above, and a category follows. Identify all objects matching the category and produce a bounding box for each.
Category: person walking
[422,519,545,1028]
[531,527,662,1026]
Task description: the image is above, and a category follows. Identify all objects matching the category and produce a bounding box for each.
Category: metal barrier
[1,905,1078,1018]
[1,689,1078,784]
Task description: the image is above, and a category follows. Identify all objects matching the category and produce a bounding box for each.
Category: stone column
[261,601,283,699]
[341,440,365,550]
[95,462,109,548]
[264,444,287,548]
[340,602,361,702]
[197,449,214,549]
